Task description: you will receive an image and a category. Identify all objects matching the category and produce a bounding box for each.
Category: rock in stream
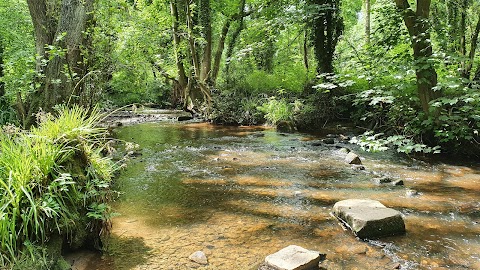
[333,199,406,239]
[262,245,325,270]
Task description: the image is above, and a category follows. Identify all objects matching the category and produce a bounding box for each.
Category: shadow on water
[94,121,480,270]
[94,236,151,270]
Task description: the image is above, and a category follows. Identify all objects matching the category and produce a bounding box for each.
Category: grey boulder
[333,199,405,239]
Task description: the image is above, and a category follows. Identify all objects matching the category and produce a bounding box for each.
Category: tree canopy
[0,0,479,154]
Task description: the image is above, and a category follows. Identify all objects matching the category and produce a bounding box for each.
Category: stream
[81,118,480,270]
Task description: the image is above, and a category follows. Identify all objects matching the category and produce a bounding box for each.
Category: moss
[53,257,72,270]
[276,121,296,133]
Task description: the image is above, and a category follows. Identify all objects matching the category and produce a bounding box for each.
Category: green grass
[258,97,294,125]
[0,105,116,267]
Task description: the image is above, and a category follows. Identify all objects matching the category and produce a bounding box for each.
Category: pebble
[188,251,208,265]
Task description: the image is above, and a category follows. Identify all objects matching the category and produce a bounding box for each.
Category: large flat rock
[264,245,322,270]
[333,199,405,239]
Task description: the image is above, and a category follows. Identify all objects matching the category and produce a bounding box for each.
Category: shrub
[258,97,294,125]
[209,89,265,125]
[0,106,116,267]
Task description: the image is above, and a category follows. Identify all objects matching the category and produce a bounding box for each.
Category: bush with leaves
[258,97,294,125]
[209,88,265,126]
[0,106,117,267]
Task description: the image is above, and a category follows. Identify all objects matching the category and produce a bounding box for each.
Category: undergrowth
[0,106,117,268]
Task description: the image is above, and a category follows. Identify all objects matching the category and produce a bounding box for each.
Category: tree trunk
[26,0,93,125]
[303,30,309,72]
[394,0,440,115]
[199,0,212,82]
[27,0,56,73]
[458,0,468,77]
[170,0,188,107]
[447,0,459,53]
[464,14,480,79]
[365,0,371,44]
[212,0,249,85]
[211,19,231,84]
[185,0,211,109]
[225,0,247,84]
[309,0,344,75]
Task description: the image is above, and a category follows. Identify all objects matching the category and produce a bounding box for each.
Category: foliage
[209,88,265,125]
[258,97,294,125]
[348,78,480,155]
[0,106,116,267]
[0,0,479,156]
[351,131,441,154]
[0,0,35,102]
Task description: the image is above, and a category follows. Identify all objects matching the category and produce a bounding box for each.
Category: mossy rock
[53,257,72,270]
[276,121,296,133]
[47,235,72,270]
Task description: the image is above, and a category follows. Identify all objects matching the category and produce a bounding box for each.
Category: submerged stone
[351,165,366,171]
[333,199,405,239]
[373,176,394,185]
[373,177,404,186]
[345,152,362,165]
[189,251,208,265]
[405,189,419,197]
[309,141,323,147]
[178,116,193,121]
[322,138,335,145]
[264,245,324,270]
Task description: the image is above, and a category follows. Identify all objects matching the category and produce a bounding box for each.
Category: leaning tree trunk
[394,0,441,115]
[26,0,93,125]
[211,19,231,84]
[225,0,247,84]
[211,0,248,84]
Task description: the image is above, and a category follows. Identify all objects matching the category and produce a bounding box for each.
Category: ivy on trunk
[394,0,441,115]
[308,0,344,75]
[26,0,94,125]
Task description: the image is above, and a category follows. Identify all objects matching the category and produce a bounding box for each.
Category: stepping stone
[345,152,362,165]
[264,245,324,270]
[333,199,405,239]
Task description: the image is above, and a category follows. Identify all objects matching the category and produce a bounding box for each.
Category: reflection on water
[94,122,480,270]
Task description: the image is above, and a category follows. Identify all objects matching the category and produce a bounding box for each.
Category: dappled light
[95,122,480,269]
[1,0,479,268]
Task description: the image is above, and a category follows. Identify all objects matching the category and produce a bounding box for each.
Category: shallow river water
[86,121,480,270]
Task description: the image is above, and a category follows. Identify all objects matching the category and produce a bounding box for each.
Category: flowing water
[85,121,480,270]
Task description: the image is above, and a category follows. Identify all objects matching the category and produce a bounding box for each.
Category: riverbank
[69,116,480,269]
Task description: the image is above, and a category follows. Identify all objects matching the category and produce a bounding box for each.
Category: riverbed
[81,120,480,269]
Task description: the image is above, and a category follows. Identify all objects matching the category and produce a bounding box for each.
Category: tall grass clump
[258,97,294,125]
[0,105,116,268]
